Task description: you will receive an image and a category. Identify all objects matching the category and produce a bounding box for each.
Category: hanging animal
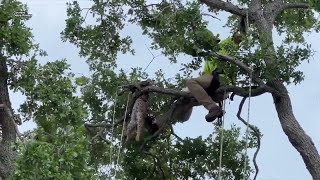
[124,93,150,146]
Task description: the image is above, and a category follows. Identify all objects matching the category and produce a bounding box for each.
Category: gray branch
[249,0,261,11]
[268,2,310,24]
[282,3,310,10]
[141,85,267,98]
[199,0,247,16]
[206,51,281,95]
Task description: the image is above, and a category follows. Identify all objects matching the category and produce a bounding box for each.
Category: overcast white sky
[15,0,320,180]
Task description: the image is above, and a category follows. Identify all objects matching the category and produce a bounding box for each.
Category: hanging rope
[114,93,131,177]
[241,9,253,180]
[109,88,119,167]
[241,69,252,179]
[109,51,156,178]
[218,8,251,179]
[217,89,227,180]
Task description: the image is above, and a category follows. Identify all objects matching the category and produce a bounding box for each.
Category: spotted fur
[125,94,149,145]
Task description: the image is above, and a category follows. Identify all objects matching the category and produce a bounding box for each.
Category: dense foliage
[0,0,318,179]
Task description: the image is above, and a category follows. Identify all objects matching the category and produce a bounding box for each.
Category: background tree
[61,0,320,179]
[0,0,35,178]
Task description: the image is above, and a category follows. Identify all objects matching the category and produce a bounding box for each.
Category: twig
[147,154,157,179]
[201,13,221,20]
[170,125,183,141]
[143,151,165,179]
[144,44,162,72]
[237,97,261,180]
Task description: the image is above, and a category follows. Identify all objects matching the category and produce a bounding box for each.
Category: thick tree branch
[142,85,267,98]
[270,80,320,179]
[201,51,282,95]
[268,2,310,24]
[248,0,320,177]
[249,0,261,11]
[85,82,269,131]
[208,51,265,86]
[237,97,261,180]
[199,0,247,16]
[283,3,310,10]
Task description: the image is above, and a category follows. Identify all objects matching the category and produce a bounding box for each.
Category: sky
[14,0,320,180]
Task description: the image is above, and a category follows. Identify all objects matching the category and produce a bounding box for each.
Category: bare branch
[201,13,221,21]
[199,0,247,16]
[144,44,162,72]
[268,2,310,23]
[170,125,183,141]
[237,97,261,180]
[282,3,310,10]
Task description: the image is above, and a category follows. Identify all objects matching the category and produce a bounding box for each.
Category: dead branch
[201,13,221,21]
[237,97,261,180]
[170,125,183,141]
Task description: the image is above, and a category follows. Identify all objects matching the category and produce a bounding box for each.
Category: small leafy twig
[143,151,165,179]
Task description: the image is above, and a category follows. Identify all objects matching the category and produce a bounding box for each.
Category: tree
[13,59,97,179]
[0,0,35,178]
[0,1,257,179]
[62,0,320,179]
[0,0,96,179]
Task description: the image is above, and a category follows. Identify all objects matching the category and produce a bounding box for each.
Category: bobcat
[124,94,149,146]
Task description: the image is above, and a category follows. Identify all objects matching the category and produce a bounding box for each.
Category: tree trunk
[270,80,320,179]
[246,2,320,177]
[0,56,17,179]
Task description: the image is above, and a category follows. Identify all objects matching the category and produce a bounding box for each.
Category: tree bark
[253,2,320,179]
[270,80,320,179]
[254,2,320,178]
[0,55,17,179]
